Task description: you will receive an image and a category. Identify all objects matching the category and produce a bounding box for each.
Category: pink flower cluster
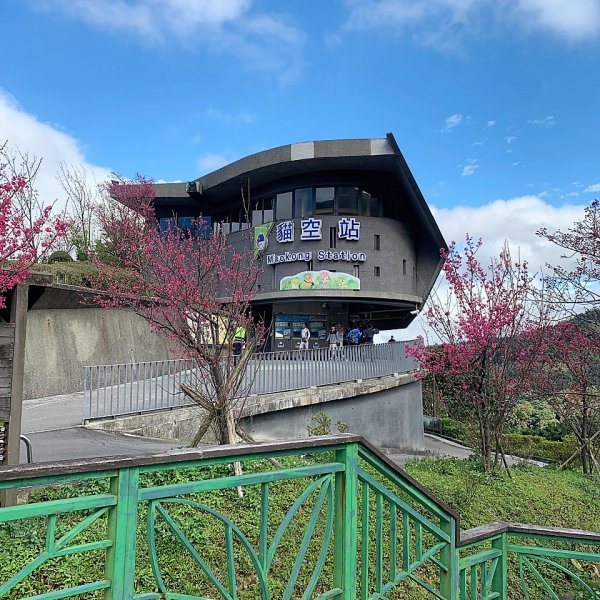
[0,172,68,308]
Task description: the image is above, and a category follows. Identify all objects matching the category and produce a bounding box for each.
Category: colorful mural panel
[279,270,360,291]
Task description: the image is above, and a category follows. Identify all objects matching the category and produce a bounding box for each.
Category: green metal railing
[0,434,598,599]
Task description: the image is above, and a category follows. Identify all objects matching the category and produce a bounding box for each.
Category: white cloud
[0,89,110,210]
[527,115,557,128]
[460,158,478,176]
[381,196,590,342]
[432,196,587,272]
[584,183,600,192]
[342,0,600,48]
[197,152,230,173]
[487,120,496,127]
[30,0,305,83]
[504,135,517,144]
[514,0,600,42]
[441,113,463,133]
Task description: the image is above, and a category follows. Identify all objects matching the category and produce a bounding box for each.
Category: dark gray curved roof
[155,132,445,251]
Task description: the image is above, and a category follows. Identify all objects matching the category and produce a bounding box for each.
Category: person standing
[347,324,362,346]
[300,322,311,359]
[327,325,340,358]
[362,324,375,344]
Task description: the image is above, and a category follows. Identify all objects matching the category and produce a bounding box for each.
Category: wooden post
[0,284,29,507]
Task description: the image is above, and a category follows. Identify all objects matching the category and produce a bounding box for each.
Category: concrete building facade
[154,133,446,350]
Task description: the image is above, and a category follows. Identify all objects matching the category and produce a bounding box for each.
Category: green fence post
[105,466,140,600]
[440,515,458,599]
[491,533,507,599]
[334,442,359,600]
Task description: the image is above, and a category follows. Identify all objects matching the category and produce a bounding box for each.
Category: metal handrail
[0,435,598,599]
[83,341,418,421]
[19,435,33,463]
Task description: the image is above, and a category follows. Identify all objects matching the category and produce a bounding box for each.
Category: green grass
[29,260,98,287]
[403,456,600,532]
[0,455,598,599]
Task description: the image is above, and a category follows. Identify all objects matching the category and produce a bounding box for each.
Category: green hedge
[30,261,98,287]
[500,433,578,464]
[439,418,584,465]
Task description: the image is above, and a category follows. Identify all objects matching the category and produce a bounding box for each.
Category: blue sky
[1,0,599,293]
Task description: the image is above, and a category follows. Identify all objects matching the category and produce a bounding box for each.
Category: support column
[0,284,29,507]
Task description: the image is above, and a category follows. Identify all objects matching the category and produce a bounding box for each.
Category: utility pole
[0,283,29,507]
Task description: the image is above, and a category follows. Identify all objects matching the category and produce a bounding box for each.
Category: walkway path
[19,391,542,467]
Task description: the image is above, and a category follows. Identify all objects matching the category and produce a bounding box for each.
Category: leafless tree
[56,162,101,259]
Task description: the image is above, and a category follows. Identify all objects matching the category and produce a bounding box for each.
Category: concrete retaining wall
[243,374,424,451]
[87,373,424,451]
[24,308,174,400]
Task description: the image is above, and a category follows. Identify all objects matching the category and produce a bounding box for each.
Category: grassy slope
[404,457,600,532]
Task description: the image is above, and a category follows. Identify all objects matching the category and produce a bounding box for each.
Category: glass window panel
[159,217,175,235]
[360,190,381,217]
[294,188,313,218]
[276,191,293,220]
[337,187,358,215]
[252,210,264,227]
[315,187,335,215]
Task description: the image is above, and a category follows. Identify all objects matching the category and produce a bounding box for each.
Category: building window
[329,227,337,248]
[276,191,293,220]
[403,260,407,275]
[337,187,359,215]
[374,234,380,250]
[374,266,381,277]
[159,215,211,239]
[360,190,381,217]
[252,196,273,227]
[353,264,360,278]
[294,188,313,218]
[315,187,335,215]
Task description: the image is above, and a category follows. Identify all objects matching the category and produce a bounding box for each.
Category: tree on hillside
[56,162,100,260]
[407,236,557,471]
[0,144,68,309]
[538,199,600,307]
[90,176,265,446]
[0,144,70,262]
[533,317,600,474]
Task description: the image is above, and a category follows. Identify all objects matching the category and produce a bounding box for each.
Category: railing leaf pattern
[0,507,110,598]
[518,553,598,599]
[147,474,335,599]
[1,439,599,600]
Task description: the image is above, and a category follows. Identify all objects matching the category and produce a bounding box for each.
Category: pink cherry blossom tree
[407,236,556,471]
[0,147,68,309]
[91,176,265,446]
[532,317,600,474]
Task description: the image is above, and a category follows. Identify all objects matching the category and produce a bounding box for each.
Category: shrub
[47,250,73,263]
[440,417,471,442]
[499,433,579,464]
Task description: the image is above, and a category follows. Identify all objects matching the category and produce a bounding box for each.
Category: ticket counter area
[274,315,328,351]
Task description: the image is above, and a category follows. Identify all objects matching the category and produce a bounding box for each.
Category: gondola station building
[153,133,446,351]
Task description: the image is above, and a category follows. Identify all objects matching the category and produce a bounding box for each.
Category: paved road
[21,427,180,463]
[22,392,83,433]
[20,392,180,463]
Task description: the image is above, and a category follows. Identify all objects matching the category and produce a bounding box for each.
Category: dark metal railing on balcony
[0,435,598,599]
[83,341,417,422]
